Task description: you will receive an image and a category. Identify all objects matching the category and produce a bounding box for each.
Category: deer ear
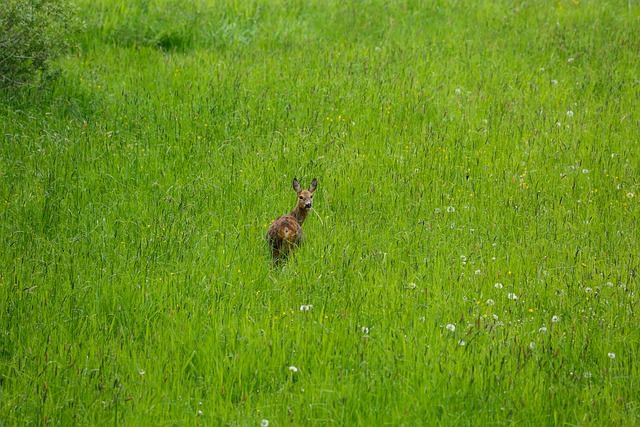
[293,178,302,193]
[309,178,317,192]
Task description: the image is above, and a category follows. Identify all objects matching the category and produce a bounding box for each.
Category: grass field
[1,0,639,425]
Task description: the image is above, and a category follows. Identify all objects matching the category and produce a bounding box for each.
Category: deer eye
[310,195,313,198]
[299,195,303,199]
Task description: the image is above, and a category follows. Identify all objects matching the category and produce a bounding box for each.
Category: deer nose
[305,203,312,209]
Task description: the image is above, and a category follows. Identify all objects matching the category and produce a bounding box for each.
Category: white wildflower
[446,324,456,332]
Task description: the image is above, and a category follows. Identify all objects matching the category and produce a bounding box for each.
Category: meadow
[1,0,639,425]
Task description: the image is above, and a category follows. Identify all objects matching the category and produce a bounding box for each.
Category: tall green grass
[1,0,639,425]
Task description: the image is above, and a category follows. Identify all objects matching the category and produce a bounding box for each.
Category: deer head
[291,177,317,225]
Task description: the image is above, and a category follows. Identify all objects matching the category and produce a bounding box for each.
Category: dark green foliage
[0,0,81,87]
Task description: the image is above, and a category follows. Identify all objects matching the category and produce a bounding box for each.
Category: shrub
[0,0,82,87]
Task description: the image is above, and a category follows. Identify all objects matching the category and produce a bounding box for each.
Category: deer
[266,177,318,263]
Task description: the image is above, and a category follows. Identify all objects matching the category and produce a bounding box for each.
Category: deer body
[267,178,317,262]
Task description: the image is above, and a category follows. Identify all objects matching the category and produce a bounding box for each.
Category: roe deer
[266,177,318,263]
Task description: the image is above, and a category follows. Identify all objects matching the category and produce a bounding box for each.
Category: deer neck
[290,205,309,226]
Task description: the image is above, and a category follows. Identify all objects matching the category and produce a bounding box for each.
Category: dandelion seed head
[608,353,616,359]
[486,299,495,306]
[567,110,574,117]
[539,326,548,333]
[261,420,270,427]
[289,366,298,373]
[507,292,518,300]
[552,315,560,323]
[446,324,456,332]
[495,283,503,289]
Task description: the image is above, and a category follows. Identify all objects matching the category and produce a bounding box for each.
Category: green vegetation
[1,0,639,425]
[0,0,81,87]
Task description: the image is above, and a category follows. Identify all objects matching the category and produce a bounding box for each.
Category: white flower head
[507,292,518,300]
[486,299,495,306]
[459,340,466,346]
[446,324,456,332]
[261,420,270,427]
[567,110,574,117]
[585,287,593,293]
[552,315,560,323]
[300,304,313,312]
[495,283,503,289]
[607,353,616,359]
[288,366,298,373]
[539,326,548,333]
[361,326,370,335]
[447,206,456,213]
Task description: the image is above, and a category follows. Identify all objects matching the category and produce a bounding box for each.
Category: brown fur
[267,178,317,263]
